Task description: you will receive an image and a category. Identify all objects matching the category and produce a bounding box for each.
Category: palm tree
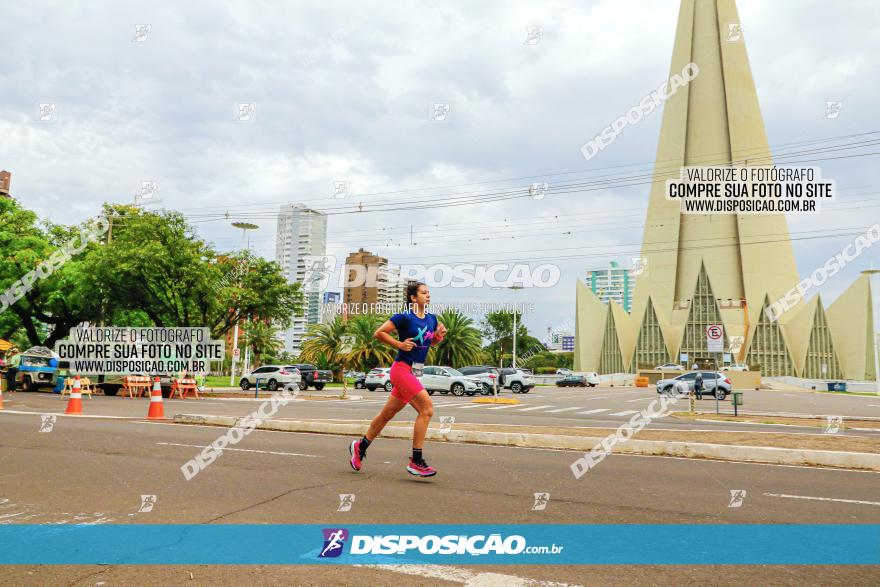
[242,319,282,367]
[346,313,395,371]
[300,315,348,379]
[429,309,482,367]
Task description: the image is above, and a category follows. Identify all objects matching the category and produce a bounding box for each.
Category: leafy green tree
[90,206,302,337]
[0,198,106,346]
[480,310,542,367]
[479,310,536,365]
[428,309,482,367]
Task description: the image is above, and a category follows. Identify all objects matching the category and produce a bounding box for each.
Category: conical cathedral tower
[574,0,874,380]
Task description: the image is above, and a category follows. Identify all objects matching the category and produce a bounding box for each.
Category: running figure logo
[439,416,455,434]
[532,492,550,511]
[728,490,746,508]
[319,528,349,558]
[138,495,157,513]
[824,415,843,434]
[337,494,356,512]
[39,415,57,433]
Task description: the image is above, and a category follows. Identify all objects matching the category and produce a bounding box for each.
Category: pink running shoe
[406,459,437,477]
[349,440,364,471]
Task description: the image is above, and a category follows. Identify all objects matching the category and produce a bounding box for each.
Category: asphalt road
[1,407,878,585]
[5,385,880,437]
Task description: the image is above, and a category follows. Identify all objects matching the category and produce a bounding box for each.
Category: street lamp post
[229,222,259,387]
[509,285,524,369]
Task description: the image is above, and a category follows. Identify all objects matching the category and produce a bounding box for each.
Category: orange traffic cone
[65,376,83,415]
[147,377,165,420]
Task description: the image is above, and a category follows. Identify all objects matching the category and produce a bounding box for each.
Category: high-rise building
[586,262,634,313]
[275,203,327,355]
[382,265,410,306]
[0,170,11,198]
[574,0,875,380]
[343,248,388,313]
[320,291,341,324]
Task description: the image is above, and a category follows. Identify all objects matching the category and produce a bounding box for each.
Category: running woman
[349,282,447,477]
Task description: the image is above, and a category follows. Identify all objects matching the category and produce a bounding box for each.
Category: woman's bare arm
[374,320,415,351]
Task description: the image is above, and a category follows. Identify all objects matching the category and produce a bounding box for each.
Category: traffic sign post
[706,324,724,354]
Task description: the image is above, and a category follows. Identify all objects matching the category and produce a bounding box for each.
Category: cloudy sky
[2,0,879,339]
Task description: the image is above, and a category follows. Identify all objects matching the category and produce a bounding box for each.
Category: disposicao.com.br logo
[318,529,563,557]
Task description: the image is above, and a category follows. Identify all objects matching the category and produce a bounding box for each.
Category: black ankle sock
[412,448,423,463]
[359,436,371,457]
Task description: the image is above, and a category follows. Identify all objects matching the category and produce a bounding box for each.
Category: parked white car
[498,368,535,393]
[365,368,393,392]
[421,366,481,396]
[655,363,685,371]
[239,365,301,391]
[582,371,600,386]
[722,363,749,372]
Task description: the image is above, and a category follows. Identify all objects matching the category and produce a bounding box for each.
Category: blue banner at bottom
[0,525,877,565]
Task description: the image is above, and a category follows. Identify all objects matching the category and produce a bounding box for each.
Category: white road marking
[763,493,880,507]
[576,408,610,415]
[546,407,584,413]
[517,405,555,412]
[625,398,652,403]
[437,402,478,408]
[456,404,489,409]
[156,442,320,458]
[610,410,639,416]
[355,564,580,586]
[583,396,608,401]
[486,404,520,410]
[0,410,135,420]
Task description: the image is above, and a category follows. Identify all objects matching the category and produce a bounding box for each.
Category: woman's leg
[408,390,434,449]
[365,393,408,441]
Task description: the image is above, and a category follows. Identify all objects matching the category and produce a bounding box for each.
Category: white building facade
[275,203,328,355]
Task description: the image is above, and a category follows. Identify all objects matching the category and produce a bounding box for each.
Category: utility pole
[509,285,524,370]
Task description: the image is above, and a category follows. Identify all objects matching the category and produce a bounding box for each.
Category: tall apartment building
[343,248,387,312]
[275,203,327,355]
[342,250,414,313]
[586,261,634,313]
[381,265,410,306]
[0,170,11,198]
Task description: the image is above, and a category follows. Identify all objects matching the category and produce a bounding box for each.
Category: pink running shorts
[390,361,425,403]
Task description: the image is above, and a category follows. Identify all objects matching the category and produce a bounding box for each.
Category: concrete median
[172,414,880,472]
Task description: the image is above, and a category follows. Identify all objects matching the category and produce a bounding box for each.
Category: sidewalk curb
[172,414,880,471]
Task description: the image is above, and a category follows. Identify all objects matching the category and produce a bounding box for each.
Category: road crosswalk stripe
[456,404,488,409]
[576,408,610,415]
[625,398,652,403]
[610,410,639,416]
[517,405,555,412]
[546,407,584,413]
[486,404,520,410]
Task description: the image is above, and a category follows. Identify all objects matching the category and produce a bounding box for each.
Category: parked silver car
[421,366,481,396]
[239,365,302,391]
[365,367,393,392]
[656,371,732,400]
